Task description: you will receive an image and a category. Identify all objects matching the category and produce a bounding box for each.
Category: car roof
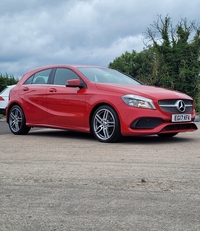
[18,64,108,83]
[7,85,16,88]
[24,64,105,74]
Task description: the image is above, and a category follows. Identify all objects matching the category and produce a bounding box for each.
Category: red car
[6,64,197,142]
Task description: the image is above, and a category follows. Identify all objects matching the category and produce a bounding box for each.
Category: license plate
[171,114,191,122]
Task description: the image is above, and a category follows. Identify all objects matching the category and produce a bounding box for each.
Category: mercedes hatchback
[6,64,197,142]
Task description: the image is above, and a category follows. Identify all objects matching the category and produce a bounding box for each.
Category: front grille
[158,99,193,113]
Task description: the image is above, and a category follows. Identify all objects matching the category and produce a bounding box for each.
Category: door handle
[49,88,57,92]
[23,87,29,91]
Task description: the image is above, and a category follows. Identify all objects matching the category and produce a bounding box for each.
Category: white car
[0,85,16,115]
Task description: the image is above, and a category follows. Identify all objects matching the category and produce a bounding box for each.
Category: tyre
[8,105,30,135]
[91,105,121,143]
[158,133,178,138]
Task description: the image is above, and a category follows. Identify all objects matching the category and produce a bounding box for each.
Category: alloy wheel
[8,105,30,135]
[92,105,121,142]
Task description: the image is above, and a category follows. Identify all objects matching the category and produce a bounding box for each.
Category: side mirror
[66,79,82,88]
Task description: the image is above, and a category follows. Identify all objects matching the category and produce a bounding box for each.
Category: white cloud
[0,0,200,76]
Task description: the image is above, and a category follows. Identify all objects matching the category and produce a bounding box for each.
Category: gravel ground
[0,125,200,231]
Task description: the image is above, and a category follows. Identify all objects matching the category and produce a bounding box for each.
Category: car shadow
[28,128,96,141]
[121,135,195,144]
[28,128,196,144]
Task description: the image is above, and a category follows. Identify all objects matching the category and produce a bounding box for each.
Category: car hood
[95,83,192,100]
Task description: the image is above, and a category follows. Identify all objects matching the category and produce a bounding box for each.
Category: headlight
[122,94,156,109]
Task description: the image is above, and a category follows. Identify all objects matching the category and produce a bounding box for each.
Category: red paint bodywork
[7,64,197,137]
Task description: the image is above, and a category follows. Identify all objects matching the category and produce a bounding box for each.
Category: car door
[19,69,52,124]
[46,68,87,129]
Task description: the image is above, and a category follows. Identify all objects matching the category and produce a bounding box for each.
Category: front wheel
[91,105,121,143]
[8,105,30,135]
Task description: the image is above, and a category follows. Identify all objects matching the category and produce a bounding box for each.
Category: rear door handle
[23,87,29,91]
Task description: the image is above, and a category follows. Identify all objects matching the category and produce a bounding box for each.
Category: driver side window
[53,68,79,85]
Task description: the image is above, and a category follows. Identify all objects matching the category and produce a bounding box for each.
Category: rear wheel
[8,105,30,135]
[158,133,178,138]
[91,105,121,143]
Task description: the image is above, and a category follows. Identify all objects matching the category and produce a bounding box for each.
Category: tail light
[0,96,5,101]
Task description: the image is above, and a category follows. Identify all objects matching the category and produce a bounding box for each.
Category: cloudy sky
[0,0,200,77]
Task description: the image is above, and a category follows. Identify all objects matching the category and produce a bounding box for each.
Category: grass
[0,114,6,119]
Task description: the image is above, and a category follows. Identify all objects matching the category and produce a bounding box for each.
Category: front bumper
[116,104,198,136]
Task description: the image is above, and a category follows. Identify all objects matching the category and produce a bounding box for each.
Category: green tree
[109,15,200,107]
[109,49,155,84]
[0,73,18,92]
[145,15,200,102]
[109,50,138,76]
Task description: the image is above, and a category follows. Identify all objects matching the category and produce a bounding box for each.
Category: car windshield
[77,67,141,85]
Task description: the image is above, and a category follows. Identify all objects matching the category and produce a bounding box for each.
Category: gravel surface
[0,126,200,231]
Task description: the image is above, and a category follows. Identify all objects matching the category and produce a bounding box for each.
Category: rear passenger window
[53,68,79,85]
[24,69,52,85]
